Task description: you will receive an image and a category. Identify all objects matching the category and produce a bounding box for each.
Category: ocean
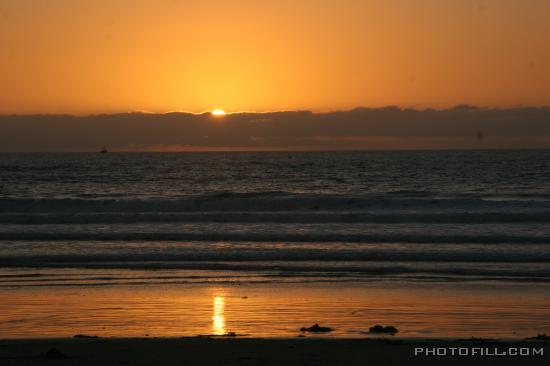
[1,150,550,338]
[1,150,550,286]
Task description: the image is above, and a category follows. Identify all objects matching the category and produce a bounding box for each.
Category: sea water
[1,151,550,338]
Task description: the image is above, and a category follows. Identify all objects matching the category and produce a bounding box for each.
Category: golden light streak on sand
[212,295,226,335]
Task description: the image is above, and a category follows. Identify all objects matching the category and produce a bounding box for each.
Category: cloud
[1,107,550,151]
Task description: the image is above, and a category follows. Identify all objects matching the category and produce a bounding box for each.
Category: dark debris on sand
[368,325,398,335]
[300,324,334,333]
[197,332,246,338]
[42,347,71,359]
[526,333,550,340]
[458,337,495,342]
[73,334,100,339]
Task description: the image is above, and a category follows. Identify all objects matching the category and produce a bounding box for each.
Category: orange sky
[1,0,550,114]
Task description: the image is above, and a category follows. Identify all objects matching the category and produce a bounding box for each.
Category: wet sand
[2,282,550,339]
[0,337,548,366]
[2,282,549,365]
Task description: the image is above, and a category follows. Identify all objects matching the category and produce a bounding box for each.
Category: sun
[211,109,226,116]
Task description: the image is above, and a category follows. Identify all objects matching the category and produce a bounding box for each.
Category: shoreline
[1,336,548,366]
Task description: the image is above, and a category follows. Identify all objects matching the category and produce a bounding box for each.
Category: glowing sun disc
[211,109,226,116]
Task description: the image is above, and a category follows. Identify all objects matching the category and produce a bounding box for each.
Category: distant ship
[99,146,108,154]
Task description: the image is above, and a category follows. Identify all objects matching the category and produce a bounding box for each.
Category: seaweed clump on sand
[368,325,399,335]
[527,334,550,340]
[300,324,334,333]
[42,348,70,359]
[198,331,245,338]
[73,334,100,339]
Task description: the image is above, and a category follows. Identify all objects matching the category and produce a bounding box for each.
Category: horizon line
[2,147,550,153]
[2,104,550,117]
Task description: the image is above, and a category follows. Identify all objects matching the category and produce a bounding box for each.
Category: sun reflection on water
[212,296,225,335]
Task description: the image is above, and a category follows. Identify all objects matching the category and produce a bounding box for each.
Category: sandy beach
[0,337,548,366]
[2,282,550,339]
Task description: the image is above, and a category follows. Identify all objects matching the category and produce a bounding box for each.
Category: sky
[1,0,550,115]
